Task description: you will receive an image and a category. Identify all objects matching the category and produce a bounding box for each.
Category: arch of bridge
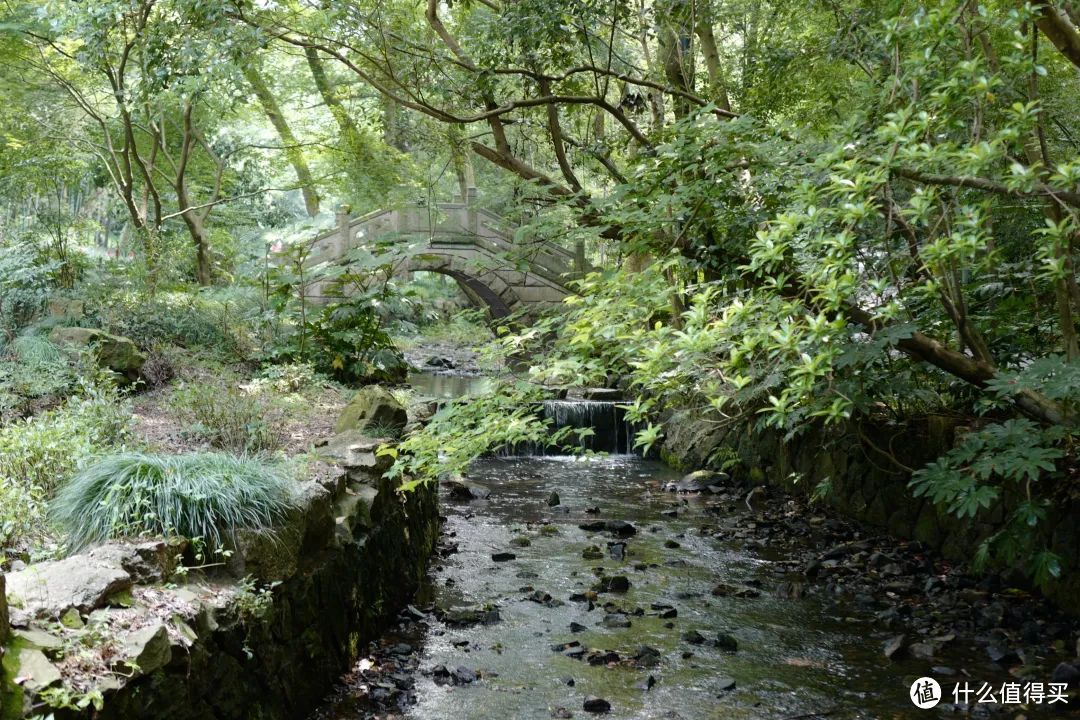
[400,251,519,320]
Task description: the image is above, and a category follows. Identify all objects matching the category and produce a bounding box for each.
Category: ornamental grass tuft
[52,452,294,553]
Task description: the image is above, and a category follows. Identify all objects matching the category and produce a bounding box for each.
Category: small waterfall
[498,399,641,456]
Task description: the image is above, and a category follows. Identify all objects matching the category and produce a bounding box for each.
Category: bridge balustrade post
[574,239,586,278]
[466,186,478,236]
[336,204,352,256]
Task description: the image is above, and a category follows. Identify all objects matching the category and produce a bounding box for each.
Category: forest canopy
[1,0,1080,584]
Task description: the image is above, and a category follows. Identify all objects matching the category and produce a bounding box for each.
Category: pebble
[595,575,630,593]
[714,633,738,652]
[582,697,611,713]
[682,630,706,645]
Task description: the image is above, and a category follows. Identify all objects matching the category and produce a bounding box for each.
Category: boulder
[334,484,377,539]
[47,298,85,319]
[425,356,456,370]
[579,520,637,537]
[49,326,145,383]
[115,622,172,677]
[659,409,731,470]
[581,388,622,401]
[85,540,185,584]
[230,482,332,581]
[667,470,730,493]
[12,647,61,691]
[319,430,395,475]
[713,633,739,652]
[445,479,491,501]
[296,480,336,553]
[583,697,611,714]
[7,555,132,619]
[440,604,501,626]
[12,628,64,657]
[335,385,408,436]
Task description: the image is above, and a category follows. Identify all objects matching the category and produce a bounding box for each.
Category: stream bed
[315,453,1066,719]
[313,372,1077,719]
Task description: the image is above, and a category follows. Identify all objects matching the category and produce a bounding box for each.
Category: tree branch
[893,166,1080,207]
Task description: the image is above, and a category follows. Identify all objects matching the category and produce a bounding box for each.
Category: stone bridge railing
[300,189,587,317]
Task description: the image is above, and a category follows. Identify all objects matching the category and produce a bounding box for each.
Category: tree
[242,61,321,217]
[15,0,252,286]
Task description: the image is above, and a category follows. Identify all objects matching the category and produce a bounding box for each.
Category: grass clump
[52,452,294,553]
[11,334,64,366]
[0,334,75,414]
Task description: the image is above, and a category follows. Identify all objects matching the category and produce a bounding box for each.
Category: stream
[315,372,1068,720]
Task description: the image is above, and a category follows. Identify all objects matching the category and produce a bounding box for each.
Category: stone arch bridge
[301,191,585,319]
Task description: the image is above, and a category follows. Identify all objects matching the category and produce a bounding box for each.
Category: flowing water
[317,373,1038,720]
[407,371,493,400]
[502,400,641,456]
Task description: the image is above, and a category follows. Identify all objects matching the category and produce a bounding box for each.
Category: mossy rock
[49,326,145,384]
[47,298,85,320]
[335,386,408,436]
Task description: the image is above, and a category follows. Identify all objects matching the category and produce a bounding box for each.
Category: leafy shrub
[95,291,250,357]
[273,296,397,384]
[0,480,39,556]
[0,383,132,550]
[387,379,584,491]
[52,452,294,553]
[0,240,54,331]
[168,382,281,453]
[139,344,179,388]
[265,245,399,382]
[910,418,1068,587]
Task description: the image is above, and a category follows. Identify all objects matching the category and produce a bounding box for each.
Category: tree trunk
[306,47,358,139]
[243,65,321,216]
[638,0,666,129]
[741,1,762,96]
[1032,0,1080,69]
[695,0,732,112]
[178,211,212,286]
[657,0,695,118]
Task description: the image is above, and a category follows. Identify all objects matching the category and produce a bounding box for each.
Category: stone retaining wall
[660,411,1080,615]
[1,447,439,719]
